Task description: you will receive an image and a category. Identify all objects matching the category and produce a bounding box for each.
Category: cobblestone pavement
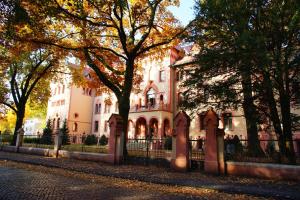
[0,165,201,200]
[0,151,299,200]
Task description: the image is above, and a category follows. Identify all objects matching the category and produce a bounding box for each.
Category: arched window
[52,118,56,129]
[73,122,78,132]
[146,88,156,107]
[57,118,60,129]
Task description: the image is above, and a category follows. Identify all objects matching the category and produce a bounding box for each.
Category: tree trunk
[279,91,296,164]
[12,105,25,145]
[240,66,264,156]
[262,73,286,160]
[118,96,130,158]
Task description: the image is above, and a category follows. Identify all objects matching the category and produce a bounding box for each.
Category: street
[0,160,265,200]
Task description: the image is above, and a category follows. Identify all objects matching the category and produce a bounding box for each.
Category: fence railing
[126,137,172,166]
[22,135,54,149]
[0,134,13,146]
[225,139,300,164]
[61,135,108,154]
[189,139,205,161]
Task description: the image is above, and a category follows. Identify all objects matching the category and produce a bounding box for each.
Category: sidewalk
[0,151,299,200]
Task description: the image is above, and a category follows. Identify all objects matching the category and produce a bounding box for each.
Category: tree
[60,119,70,145]
[41,119,53,144]
[181,0,264,156]
[0,1,64,145]
[182,0,299,162]
[20,0,185,155]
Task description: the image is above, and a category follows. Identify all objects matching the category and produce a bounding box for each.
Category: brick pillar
[204,108,225,174]
[171,111,190,172]
[108,114,124,164]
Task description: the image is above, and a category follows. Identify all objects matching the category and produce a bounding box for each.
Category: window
[60,100,65,105]
[204,89,209,102]
[115,102,118,112]
[159,70,165,82]
[52,119,56,128]
[177,92,183,107]
[223,113,233,130]
[62,85,65,94]
[94,121,99,132]
[146,88,156,107]
[104,120,108,132]
[176,71,183,81]
[199,113,206,131]
[58,86,60,94]
[95,104,99,114]
[104,103,111,113]
[88,89,92,96]
[73,122,78,132]
[57,118,60,129]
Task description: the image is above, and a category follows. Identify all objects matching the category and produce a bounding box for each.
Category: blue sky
[169,1,196,26]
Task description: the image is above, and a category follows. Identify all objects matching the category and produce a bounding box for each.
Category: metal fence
[22,135,54,149]
[61,135,108,154]
[225,139,300,164]
[0,134,13,146]
[126,137,172,167]
[189,139,205,170]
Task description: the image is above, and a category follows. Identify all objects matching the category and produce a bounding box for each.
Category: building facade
[46,46,300,155]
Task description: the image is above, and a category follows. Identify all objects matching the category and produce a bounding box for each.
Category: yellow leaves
[15,24,33,36]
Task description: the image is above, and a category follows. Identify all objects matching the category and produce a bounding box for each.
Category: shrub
[84,134,97,145]
[41,119,53,145]
[23,137,40,144]
[99,135,108,146]
[164,136,172,150]
[60,119,70,145]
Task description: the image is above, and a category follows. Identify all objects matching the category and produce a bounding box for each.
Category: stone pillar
[171,111,190,172]
[217,128,225,174]
[54,131,62,157]
[16,127,24,151]
[204,108,225,174]
[108,114,124,164]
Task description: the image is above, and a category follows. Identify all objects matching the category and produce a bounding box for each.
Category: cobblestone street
[0,152,299,200]
[0,164,200,200]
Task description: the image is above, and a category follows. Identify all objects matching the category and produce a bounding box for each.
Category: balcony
[130,103,171,113]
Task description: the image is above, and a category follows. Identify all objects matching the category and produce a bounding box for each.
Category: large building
[46,46,300,155]
[46,47,250,141]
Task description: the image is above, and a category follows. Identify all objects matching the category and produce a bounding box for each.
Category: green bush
[41,119,53,145]
[99,135,108,146]
[60,119,70,145]
[23,137,40,144]
[84,134,97,145]
[164,136,172,150]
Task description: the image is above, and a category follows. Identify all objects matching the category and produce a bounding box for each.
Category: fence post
[108,114,124,164]
[54,130,62,158]
[16,127,24,152]
[171,111,190,172]
[204,108,225,174]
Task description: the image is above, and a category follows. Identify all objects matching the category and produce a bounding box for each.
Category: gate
[189,139,205,170]
[125,138,172,167]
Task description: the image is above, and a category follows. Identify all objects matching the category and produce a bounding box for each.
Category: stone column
[54,131,62,157]
[171,111,190,172]
[108,114,124,164]
[204,108,225,174]
[16,127,24,151]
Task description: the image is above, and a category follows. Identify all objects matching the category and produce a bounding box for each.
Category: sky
[169,1,196,26]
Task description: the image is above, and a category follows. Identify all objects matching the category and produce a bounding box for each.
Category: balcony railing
[130,103,170,112]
